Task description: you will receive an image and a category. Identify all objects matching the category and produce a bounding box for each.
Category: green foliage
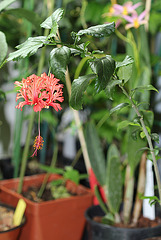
[7,36,48,61]
[0,0,16,12]
[5,8,42,33]
[39,164,87,185]
[109,103,129,115]
[50,46,71,82]
[85,122,106,186]
[94,186,108,214]
[127,110,154,173]
[77,22,115,38]
[106,144,122,214]
[0,31,7,65]
[69,74,96,110]
[40,8,64,29]
[89,55,115,91]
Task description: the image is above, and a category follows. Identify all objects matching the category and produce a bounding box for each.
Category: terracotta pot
[85,205,161,240]
[0,203,25,240]
[0,174,93,240]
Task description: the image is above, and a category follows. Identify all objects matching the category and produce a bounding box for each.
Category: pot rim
[85,205,161,231]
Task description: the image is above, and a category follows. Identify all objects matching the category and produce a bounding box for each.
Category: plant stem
[123,164,134,224]
[37,142,58,198]
[132,152,147,224]
[17,110,35,193]
[120,85,161,204]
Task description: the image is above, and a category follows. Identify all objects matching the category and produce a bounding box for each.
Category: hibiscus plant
[1,5,161,224]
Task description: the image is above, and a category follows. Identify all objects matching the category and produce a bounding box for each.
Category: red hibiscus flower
[15,72,64,112]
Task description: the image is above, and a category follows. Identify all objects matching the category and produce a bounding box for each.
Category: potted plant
[66,1,161,239]
[0,171,93,240]
[0,4,160,240]
[0,7,94,240]
[0,200,26,240]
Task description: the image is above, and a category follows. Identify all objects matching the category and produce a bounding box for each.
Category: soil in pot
[0,203,25,240]
[21,180,83,202]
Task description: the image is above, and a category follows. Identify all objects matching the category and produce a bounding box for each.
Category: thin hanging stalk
[37,141,58,198]
[120,85,161,204]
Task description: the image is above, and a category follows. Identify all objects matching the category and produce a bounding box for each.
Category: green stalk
[120,85,161,204]
[17,110,35,193]
[37,141,58,198]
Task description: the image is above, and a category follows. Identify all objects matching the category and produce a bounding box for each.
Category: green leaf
[106,144,122,214]
[117,120,131,131]
[64,166,80,185]
[151,133,160,144]
[50,46,71,82]
[131,85,159,93]
[0,0,16,12]
[116,55,134,68]
[105,79,122,99]
[117,65,132,83]
[40,8,64,29]
[89,55,115,91]
[0,89,6,102]
[85,122,106,186]
[39,164,64,175]
[77,22,115,38]
[0,31,8,65]
[7,36,47,61]
[94,186,108,214]
[110,103,129,115]
[102,213,115,225]
[69,74,96,110]
[127,110,154,172]
[5,9,42,33]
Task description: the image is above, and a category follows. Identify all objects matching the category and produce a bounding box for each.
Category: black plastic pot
[85,205,161,240]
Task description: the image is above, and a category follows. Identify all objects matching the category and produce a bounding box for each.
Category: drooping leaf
[94,186,108,214]
[7,36,48,61]
[69,74,96,110]
[0,31,8,65]
[50,46,71,82]
[89,55,115,91]
[5,8,42,33]
[106,144,122,214]
[131,85,158,93]
[77,22,115,38]
[116,55,134,68]
[85,122,106,186]
[40,8,64,29]
[110,103,129,115]
[105,79,122,99]
[0,0,16,12]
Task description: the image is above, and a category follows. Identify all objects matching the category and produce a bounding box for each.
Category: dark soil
[21,181,84,203]
[93,215,161,229]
